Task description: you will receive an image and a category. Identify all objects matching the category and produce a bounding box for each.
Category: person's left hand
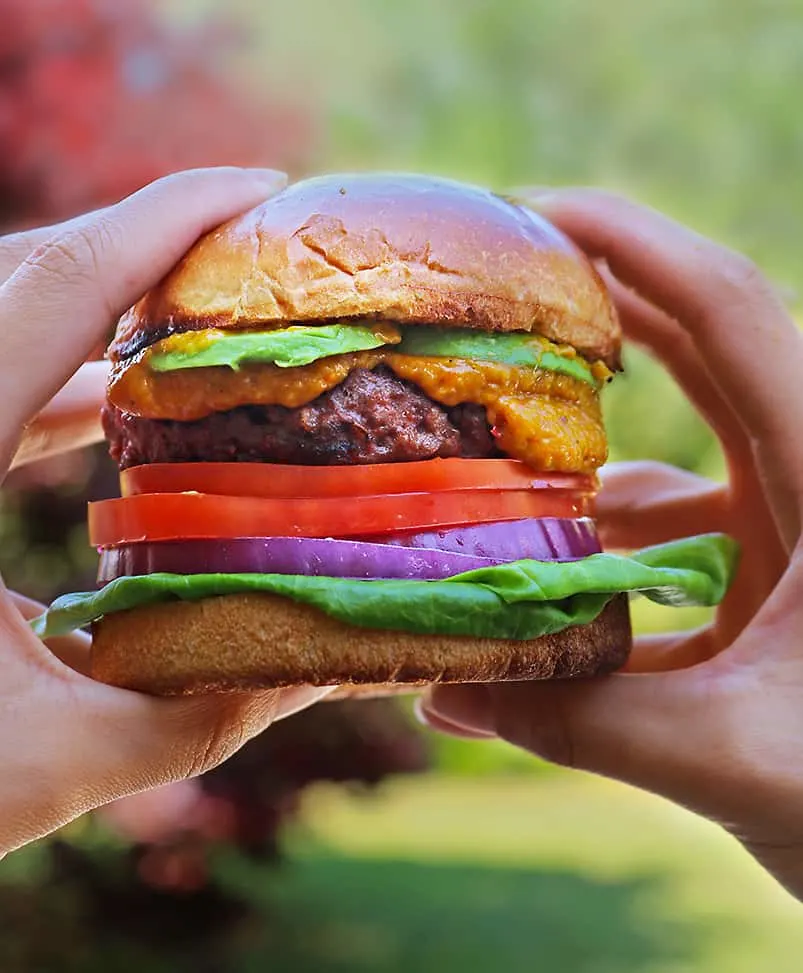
[415,188,803,900]
[0,168,334,859]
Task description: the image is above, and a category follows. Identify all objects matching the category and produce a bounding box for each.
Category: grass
[218,854,699,972]
[3,774,802,971]
[231,772,803,972]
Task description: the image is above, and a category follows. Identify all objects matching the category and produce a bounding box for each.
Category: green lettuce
[31,534,737,641]
[148,324,391,372]
[148,323,598,386]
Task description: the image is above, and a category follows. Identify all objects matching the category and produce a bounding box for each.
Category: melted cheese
[108,332,608,472]
[385,355,606,472]
[109,350,389,419]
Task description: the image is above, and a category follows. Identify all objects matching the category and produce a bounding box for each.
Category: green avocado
[147,323,599,386]
[148,323,390,372]
[395,327,597,385]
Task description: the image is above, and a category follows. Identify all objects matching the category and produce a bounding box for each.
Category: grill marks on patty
[103,367,501,470]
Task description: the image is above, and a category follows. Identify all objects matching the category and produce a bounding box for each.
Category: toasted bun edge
[90,591,632,695]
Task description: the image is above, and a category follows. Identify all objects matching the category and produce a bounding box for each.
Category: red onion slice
[358,518,601,561]
[98,537,499,585]
[97,518,601,584]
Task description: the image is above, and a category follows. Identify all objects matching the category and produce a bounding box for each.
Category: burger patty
[103,367,501,469]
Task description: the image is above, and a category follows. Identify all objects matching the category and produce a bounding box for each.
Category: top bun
[110,173,620,367]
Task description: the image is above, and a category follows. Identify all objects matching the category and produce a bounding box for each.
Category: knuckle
[22,238,87,287]
[181,695,274,779]
[22,216,123,289]
[0,229,36,264]
[184,713,242,779]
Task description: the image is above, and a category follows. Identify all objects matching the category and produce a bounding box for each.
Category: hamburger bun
[91,592,631,695]
[110,173,621,368]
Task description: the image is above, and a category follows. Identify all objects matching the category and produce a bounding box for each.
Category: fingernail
[421,685,497,736]
[245,168,288,191]
[274,685,336,720]
[414,696,497,740]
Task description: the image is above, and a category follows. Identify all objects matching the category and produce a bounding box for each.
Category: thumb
[0,166,286,465]
[72,680,335,802]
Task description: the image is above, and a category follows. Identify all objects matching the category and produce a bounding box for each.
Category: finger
[623,628,719,673]
[601,271,751,460]
[603,277,789,574]
[7,591,92,676]
[10,361,110,470]
[418,568,803,846]
[526,189,803,545]
[0,210,106,285]
[0,166,286,467]
[597,461,729,549]
[599,465,782,644]
[72,684,335,812]
[530,188,802,431]
[423,558,803,829]
[604,273,788,571]
[413,696,498,739]
[0,652,334,854]
[711,519,786,646]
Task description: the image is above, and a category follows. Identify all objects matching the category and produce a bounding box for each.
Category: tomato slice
[89,489,594,547]
[120,460,595,499]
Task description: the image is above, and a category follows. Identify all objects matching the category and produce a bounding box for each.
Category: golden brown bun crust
[110,174,621,368]
[90,592,631,696]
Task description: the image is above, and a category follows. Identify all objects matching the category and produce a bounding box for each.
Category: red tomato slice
[89,489,594,547]
[120,460,595,499]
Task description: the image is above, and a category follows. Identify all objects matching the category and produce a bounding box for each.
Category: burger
[33,174,735,694]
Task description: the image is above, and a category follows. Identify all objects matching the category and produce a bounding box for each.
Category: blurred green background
[2,0,803,969]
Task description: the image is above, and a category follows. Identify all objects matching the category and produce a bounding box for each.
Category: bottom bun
[91,591,632,696]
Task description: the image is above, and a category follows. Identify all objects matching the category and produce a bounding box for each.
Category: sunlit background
[1,0,802,969]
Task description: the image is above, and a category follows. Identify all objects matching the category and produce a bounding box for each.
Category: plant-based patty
[103,367,500,469]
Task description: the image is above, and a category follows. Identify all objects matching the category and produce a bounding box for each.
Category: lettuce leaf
[149,324,391,372]
[30,534,738,641]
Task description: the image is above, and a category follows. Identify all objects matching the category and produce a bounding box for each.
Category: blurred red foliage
[0,0,312,227]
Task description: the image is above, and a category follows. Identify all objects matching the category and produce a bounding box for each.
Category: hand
[419,189,803,900]
[0,168,333,858]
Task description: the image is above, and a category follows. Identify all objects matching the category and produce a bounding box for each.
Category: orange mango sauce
[107,330,609,473]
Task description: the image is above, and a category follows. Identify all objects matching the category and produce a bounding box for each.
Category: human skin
[0,168,333,859]
[420,188,803,901]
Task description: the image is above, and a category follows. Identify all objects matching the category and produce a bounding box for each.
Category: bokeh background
[1,0,802,969]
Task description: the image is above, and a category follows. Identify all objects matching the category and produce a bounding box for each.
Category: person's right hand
[419,189,803,900]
